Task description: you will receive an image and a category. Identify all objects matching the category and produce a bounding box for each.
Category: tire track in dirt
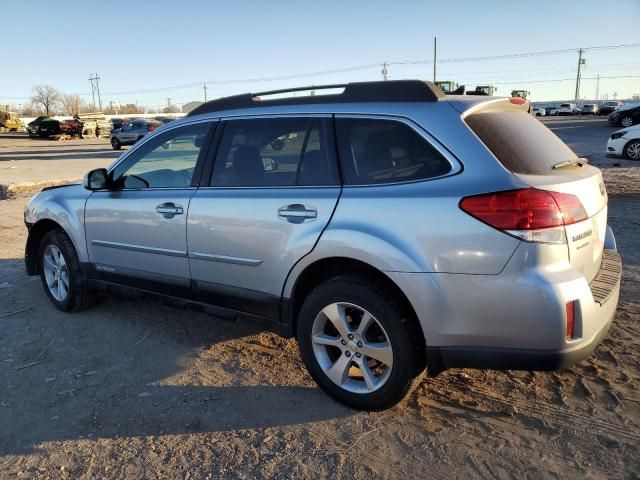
[428,377,640,445]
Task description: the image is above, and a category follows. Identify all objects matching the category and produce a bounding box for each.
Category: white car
[557,103,580,116]
[532,107,546,117]
[606,125,640,159]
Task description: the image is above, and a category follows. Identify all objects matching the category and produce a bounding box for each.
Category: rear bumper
[426,292,615,375]
[388,242,621,376]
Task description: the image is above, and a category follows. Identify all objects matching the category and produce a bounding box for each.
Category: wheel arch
[25,219,65,275]
[284,256,427,370]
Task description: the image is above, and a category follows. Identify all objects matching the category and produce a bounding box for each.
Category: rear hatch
[464,105,607,282]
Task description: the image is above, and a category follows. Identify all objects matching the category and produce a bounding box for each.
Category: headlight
[610,131,627,140]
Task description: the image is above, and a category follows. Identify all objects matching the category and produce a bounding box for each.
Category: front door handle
[278,204,317,223]
[156,202,184,218]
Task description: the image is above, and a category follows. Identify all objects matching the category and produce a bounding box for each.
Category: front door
[85,121,214,296]
[187,116,341,318]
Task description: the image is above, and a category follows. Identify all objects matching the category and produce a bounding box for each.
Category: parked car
[545,106,559,116]
[606,125,640,159]
[27,116,61,138]
[110,118,129,130]
[598,101,623,116]
[580,104,599,115]
[556,103,579,116]
[155,116,176,125]
[110,119,162,149]
[23,81,621,410]
[532,107,545,117]
[608,104,640,128]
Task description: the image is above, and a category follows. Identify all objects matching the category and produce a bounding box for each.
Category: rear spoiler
[448,96,531,116]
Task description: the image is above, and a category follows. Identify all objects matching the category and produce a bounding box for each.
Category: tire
[297,274,421,410]
[111,137,121,150]
[621,116,634,128]
[38,230,96,312]
[624,140,640,160]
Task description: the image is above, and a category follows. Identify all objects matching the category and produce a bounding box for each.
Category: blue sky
[2,0,639,109]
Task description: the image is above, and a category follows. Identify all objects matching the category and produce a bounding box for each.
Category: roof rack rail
[187,80,445,116]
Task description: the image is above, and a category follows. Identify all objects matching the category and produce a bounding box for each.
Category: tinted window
[335,118,451,185]
[113,122,211,188]
[465,110,578,175]
[211,117,338,187]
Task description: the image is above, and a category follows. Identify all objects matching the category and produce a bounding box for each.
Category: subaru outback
[24,81,621,410]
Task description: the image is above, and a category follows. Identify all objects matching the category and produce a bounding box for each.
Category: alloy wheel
[621,117,633,128]
[311,302,393,394]
[43,244,70,302]
[627,142,640,160]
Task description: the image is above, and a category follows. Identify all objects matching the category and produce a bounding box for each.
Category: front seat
[231,145,265,186]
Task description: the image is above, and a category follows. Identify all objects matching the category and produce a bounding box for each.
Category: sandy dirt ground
[0,127,639,479]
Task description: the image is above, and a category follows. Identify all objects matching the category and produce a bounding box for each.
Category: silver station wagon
[24,81,621,410]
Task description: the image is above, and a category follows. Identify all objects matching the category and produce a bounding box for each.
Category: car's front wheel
[39,230,95,312]
[621,116,634,128]
[111,137,121,150]
[624,140,640,160]
[297,275,422,410]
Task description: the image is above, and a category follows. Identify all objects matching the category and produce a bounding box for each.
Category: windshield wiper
[552,158,588,169]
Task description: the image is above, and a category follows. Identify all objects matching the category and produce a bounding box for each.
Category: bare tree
[60,94,87,116]
[31,85,61,116]
[162,103,179,114]
[22,103,43,117]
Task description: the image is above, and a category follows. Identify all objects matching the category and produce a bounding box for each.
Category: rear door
[187,116,341,319]
[465,108,607,281]
[84,120,215,296]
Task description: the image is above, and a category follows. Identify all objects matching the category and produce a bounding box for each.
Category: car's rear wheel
[39,230,96,312]
[111,138,121,150]
[621,116,634,128]
[297,275,421,410]
[624,140,640,160]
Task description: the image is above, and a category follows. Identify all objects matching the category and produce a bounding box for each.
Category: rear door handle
[278,204,317,223]
[156,203,184,217]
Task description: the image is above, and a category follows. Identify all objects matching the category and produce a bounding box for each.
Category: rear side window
[465,110,578,175]
[335,118,452,185]
[211,117,339,187]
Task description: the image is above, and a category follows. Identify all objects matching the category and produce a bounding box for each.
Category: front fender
[24,184,91,264]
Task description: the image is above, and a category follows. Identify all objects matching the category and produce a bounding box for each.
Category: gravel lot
[0,120,639,479]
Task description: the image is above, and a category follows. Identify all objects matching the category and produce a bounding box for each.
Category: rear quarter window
[335,117,452,185]
[465,110,578,175]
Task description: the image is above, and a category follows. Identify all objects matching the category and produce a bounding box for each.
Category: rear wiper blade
[552,158,588,169]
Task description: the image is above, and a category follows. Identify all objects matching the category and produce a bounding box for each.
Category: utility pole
[89,73,102,112]
[433,36,437,83]
[595,74,600,101]
[203,82,208,102]
[381,63,388,81]
[574,49,585,104]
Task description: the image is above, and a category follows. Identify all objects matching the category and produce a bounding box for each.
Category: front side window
[211,117,338,187]
[335,118,452,185]
[112,122,211,188]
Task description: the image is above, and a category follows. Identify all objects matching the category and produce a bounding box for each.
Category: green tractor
[434,80,459,94]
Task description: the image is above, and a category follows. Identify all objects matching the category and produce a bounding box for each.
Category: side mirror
[83,168,109,190]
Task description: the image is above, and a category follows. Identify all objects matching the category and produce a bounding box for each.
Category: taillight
[147,126,156,132]
[460,188,588,244]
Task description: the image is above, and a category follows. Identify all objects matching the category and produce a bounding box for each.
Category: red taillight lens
[459,188,587,231]
[565,301,575,339]
[147,126,156,132]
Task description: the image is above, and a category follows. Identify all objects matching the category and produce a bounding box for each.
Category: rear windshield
[465,110,578,175]
[560,104,571,108]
